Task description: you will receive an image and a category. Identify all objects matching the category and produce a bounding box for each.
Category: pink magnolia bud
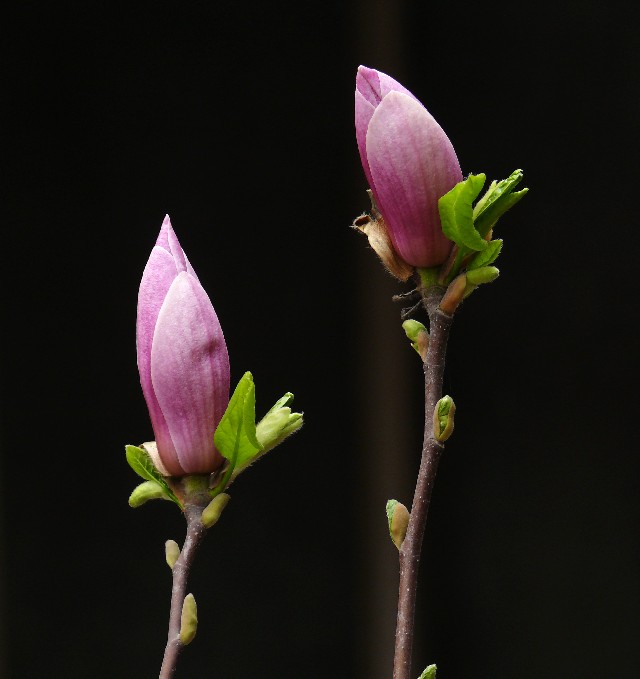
[355,66,463,268]
[136,216,230,477]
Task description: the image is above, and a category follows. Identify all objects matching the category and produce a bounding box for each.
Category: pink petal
[150,272,230,474]
[355,88,376,190]
[356,65,418,106]
[137,244,181,474]
[366,91,462,267]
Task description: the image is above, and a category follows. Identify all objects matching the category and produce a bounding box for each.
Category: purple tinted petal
[137,244,181,474]
[167,222,188,273]
[355,88,376,190]
[155,214,173,253]
[356,66,418,105]
[150,272,230,474]
[366,92,462,267]
[356,65,382,105]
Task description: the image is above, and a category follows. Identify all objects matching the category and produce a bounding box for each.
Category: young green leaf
[466,266,499,286]
[466,239,503,270]
[128,480,168,507]
[125,445,181,507]
[439,174,487,252]
[214,372,262,470]
[418,665,437,679]
[473,169,528,237]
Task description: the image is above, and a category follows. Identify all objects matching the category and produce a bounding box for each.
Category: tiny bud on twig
[402,319,430,361]
[433,396,456,442]
[165,540,181,569]
[201,493,231,528]
[179,593,198,646]
[439,274,467,315]
[386,499,411,550]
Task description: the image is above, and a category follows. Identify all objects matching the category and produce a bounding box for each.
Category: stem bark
[159,503,207,679]
[392,285,453,679]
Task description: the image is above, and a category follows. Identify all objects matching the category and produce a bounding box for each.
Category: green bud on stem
[165,540,181,569]
[201,493,231,528]
[386,499,410,550]
[418,664,437,679]
[128,480,167,507]
[439,273,467,315]
[433,396,456,442]
[179,593,198,645]
[402,319,429,361]
[466,265,499,286]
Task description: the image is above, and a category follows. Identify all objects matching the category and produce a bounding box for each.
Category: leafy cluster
[126,372,302,509]
[438,169,528,284]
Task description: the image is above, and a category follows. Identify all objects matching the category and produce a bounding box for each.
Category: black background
[3,1,639,678]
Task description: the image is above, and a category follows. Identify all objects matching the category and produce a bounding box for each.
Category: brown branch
[393,285,453,679]
[159,503,207,679]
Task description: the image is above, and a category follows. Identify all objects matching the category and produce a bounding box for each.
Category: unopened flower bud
[137,216,230,477]
[355,66,462,268]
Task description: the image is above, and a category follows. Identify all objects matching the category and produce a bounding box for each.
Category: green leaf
[473,169,528,238]
[125,445,181,507]
[214,372,262,470]
[418,665,437,679]
[467,239,503,270]
[439,174,487,252]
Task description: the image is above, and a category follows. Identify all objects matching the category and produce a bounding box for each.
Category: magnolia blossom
[355,66,462,268]
[137,216,230,476]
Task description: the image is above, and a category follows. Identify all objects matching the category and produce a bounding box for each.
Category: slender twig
[393,284,453,679]
[159,503,207,679]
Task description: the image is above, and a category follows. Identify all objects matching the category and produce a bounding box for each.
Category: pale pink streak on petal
[151,273,230,474]
[366,92,462,267]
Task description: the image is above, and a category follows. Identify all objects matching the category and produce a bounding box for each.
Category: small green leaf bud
[165,540,181,569]
[179,593,198,645]
[418,664,437,679]
[402,319,429,361]
[201,493,231,528]
[439,273,467,315]
[128,480,167,508]
[386,499,410,550]
[433,396,456,442]
[465,265,499,286]
[255,395,303,454]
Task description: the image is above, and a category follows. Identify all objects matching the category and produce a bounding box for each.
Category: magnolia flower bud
[355,66,462,268]
[137,216,230,477]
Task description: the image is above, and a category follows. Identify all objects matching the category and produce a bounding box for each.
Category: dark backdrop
[3,1,639,678]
